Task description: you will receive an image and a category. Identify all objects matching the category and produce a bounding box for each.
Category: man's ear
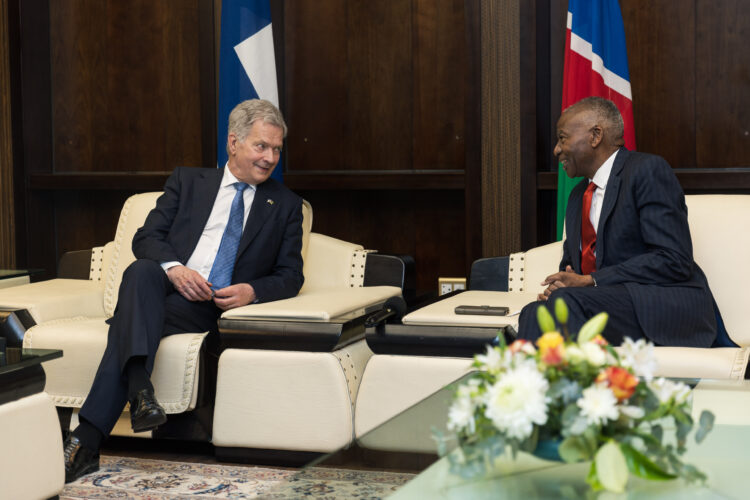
[589,125,603,148]
[227,133,237,155]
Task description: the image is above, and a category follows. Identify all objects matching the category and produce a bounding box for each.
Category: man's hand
[167,265,213,302]
[213,283,257,311]
[537,265,595,301]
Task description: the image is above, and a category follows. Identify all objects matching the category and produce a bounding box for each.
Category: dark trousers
[517,285,646,346]
[79,259,221,436]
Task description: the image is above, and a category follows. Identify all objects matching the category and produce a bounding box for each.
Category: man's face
[553,109,596,179]
[227,120,284,185]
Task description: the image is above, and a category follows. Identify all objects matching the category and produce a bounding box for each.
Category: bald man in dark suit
[63,99,304,482]
[518,97,719,347]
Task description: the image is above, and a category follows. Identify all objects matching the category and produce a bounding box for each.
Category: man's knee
[121,259,167,289]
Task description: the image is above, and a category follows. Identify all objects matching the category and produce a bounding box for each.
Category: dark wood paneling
[49,0,205,173]
[299,190,465,293]
[283,0,473,290]
[621,0,696,167]
[412,0,466,171]
[695,0,750,167]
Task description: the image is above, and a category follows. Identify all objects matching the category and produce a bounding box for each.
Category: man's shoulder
[259,178,303,205]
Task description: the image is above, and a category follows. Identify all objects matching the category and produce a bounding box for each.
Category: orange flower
[592,335,609,346]
[596,366,638,401]
[537,332,565,366]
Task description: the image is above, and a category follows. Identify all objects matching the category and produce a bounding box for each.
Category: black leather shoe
[129,388,167,432]
[63,435,100,483]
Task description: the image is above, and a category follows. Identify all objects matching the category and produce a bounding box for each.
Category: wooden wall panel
[621,0,696,168]
[299,190,465,293]
[0,0,14,267]
[283,0,473,291]
[695,0,750,167]
[49,0,204,173]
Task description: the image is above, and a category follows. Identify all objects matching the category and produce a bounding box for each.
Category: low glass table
[0,348,63,404]
[267,374,750,499]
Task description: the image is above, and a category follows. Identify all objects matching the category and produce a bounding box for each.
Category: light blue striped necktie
[208,182,249,290]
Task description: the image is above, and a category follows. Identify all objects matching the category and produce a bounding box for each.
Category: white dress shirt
[161,166,256,279]
[588,149,619,236]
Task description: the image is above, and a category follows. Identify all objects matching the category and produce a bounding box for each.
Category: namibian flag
[556,0,636,240]
[217,0,283,182]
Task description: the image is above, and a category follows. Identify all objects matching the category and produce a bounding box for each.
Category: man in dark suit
[63,99,304,482]
[518,96,718,347]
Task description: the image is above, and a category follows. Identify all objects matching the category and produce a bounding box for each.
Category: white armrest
[222,286,401,321]
[402,290,538,328]
[0,279,104,324]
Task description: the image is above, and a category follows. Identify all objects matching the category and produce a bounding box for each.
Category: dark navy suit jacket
[562,149,717,347]
[132,167,304,303]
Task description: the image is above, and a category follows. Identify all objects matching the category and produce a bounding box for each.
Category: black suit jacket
[132,167,304,303]
[562,149,717,347]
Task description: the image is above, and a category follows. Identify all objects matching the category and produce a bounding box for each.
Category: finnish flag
[217,0,282,181]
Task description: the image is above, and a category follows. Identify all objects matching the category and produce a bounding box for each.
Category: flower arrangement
[437,299,715,493]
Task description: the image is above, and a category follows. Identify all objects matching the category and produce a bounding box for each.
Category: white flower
[619,337,658,381]
[648,378,691,405]
[447,379,481,433]
[577,385,619,426]
[475,345,507,374]
[581,342,607,367]
[484,360,549,440]
[619,405,645,420]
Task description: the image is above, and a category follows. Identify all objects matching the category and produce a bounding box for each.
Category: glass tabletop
[267,374,750,499]
[0,347,63,372]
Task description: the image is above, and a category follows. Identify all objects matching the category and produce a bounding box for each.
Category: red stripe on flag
[562,30,636,150]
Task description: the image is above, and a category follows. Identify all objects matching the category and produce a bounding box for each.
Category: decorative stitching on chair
[160,332,208,413]
[22,316,97,349]
[508,252,525,292]
[333,349,357,402]
[730,347,750,380]
[349,250,374,287]
[89,247,105,281]
[104,196,136,318]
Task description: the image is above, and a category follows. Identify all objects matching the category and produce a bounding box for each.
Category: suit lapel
[236,180,277,261]
[595,148,627,269]
[186,168,223,259]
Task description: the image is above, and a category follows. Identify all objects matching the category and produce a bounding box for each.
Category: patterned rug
[61,455,415,499]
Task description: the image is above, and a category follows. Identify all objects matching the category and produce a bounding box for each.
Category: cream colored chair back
[103,192,163,317]
[686,195,750,346]
[102,192,313,318]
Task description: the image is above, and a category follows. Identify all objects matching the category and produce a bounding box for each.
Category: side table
[0,348,65,499]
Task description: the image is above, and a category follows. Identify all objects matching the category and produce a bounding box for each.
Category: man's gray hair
[227,99,287,154]
[569,96,625,141]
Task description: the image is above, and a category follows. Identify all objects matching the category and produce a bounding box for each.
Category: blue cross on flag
[217,0,283,182]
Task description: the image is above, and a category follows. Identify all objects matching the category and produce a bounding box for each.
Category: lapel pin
[267,199,274,205]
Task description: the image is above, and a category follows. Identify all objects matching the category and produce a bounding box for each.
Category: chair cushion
[0,393,64,499]
[301,233,365,292]
[23,317,207,412]
[213,340,372,452]
[354,354,472,443]
[0,279,104,324]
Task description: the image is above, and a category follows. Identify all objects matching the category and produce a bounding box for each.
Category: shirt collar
[220,164,257,192]
[590,149,618,189]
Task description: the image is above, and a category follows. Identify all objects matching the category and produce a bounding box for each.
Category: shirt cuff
[161,261,182,273]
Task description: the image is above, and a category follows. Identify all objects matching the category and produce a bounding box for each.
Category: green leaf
[537,305,556,333]
[695,410,715,444]
[594,441,629,493]
[577,312,608,343]
[620,442,677,481]
[586,461,604,491]
[555,297,569,325]
[559,435,596,463]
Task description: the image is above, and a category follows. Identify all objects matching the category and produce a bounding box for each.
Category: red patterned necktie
[581,181,597,275]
